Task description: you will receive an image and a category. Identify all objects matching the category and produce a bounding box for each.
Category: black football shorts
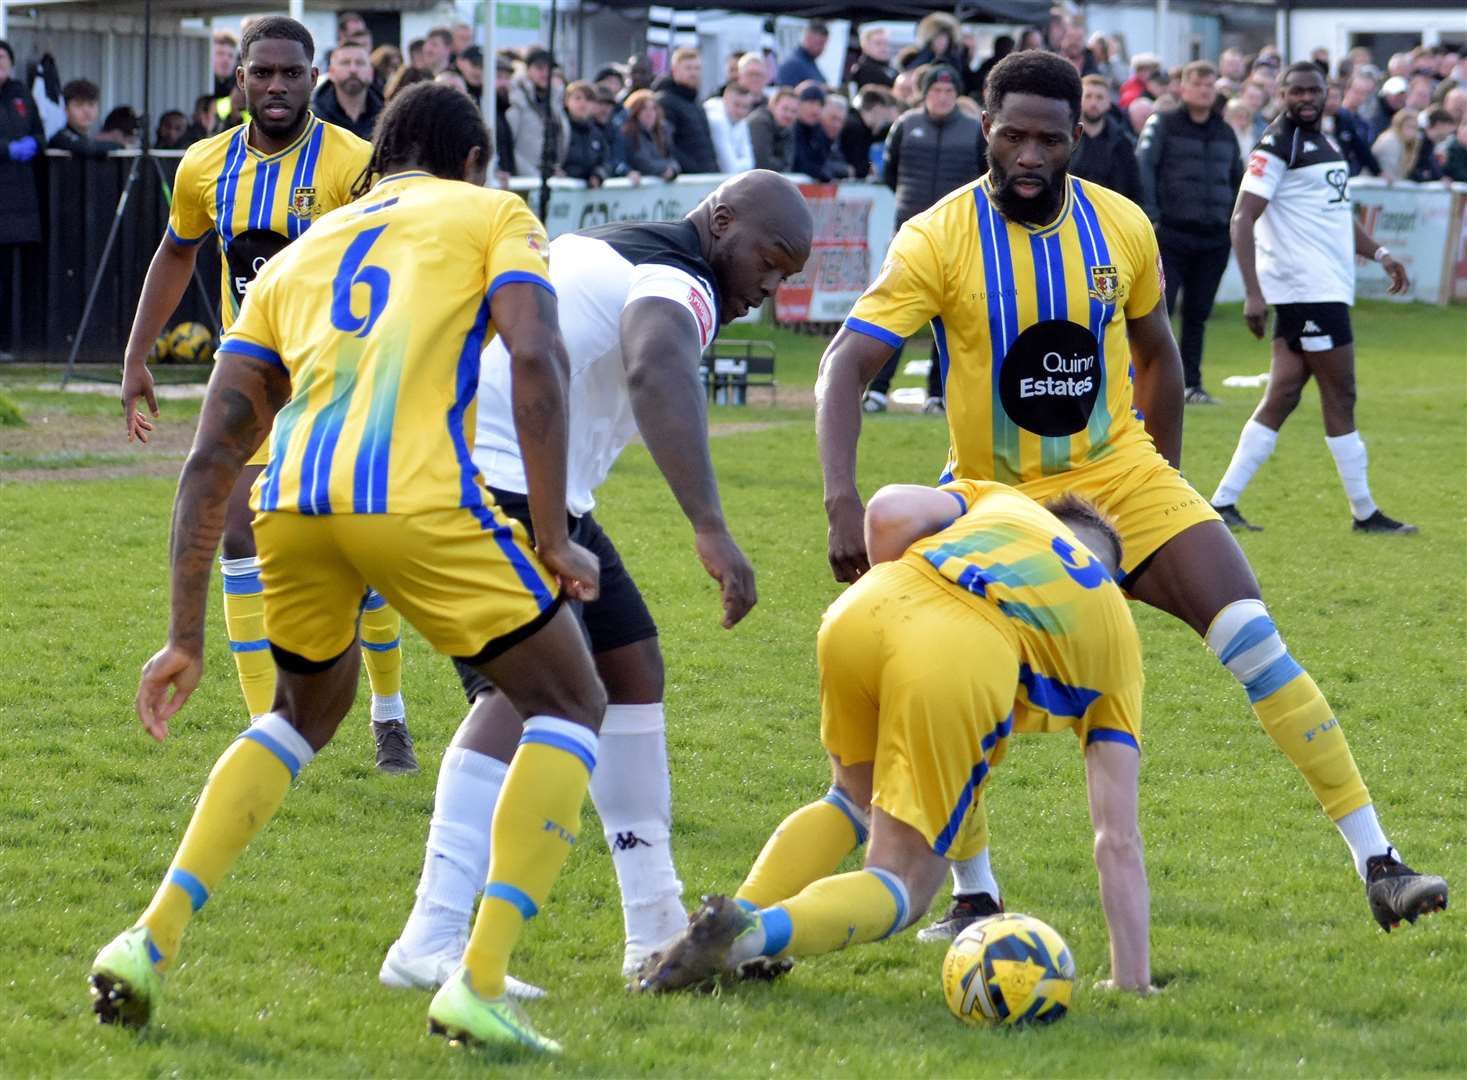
[1274,301,1353,354]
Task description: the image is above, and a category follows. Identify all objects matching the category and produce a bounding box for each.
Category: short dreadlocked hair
[1043,492,1123,573]
[983,49,1083,126]
[353,82,491,198]
[239,15,314,65]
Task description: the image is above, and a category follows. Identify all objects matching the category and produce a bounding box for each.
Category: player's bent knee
[1204,598,1297,696]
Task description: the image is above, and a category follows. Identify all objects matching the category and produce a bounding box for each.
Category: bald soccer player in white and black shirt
[380,171,813,994]
[1212,62,1416,535]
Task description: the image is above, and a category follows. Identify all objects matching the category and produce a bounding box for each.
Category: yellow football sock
[136,715,313,968]
[755,868,907,960]
[358,589,403,709]
[462,717,596,999]
[736,787,867,910]
[1252,671,1369,819]
[1206,600,1369,821]
[220,557,274,717]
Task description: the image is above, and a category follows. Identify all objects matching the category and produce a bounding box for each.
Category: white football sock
[1212,419,1279,507]
[951,848,1000,900]
[396,746,506,955]
[1324,430,1377,521]
[587,703,686,955]
[1334,804,1393,881]
[371,691,405,723]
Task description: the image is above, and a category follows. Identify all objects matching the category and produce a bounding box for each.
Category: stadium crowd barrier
[19,157,1462,362]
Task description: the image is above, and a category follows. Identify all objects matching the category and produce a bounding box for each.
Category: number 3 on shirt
[331,224,391,338]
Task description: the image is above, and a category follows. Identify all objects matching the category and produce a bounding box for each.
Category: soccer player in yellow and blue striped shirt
[818,50,1445,935]
[117,16,415,772]
[637,483,1152,995]
[90,84,608,1054]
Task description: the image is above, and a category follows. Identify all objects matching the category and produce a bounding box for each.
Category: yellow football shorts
[818,561,1019,861]
[1012,444,1220,583]
[252,505,559,662]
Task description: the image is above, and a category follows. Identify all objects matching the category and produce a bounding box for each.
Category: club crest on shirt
[288,186,318,219]
[1089,264,1120,304]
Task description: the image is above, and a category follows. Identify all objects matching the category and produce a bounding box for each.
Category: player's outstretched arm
[816,327,896,583]
[1351,219,1410,295]
[1085,741,1152,993]
[1125,299,1185,470]
[121,235,204,443]
[491,280,599,602]
[137,354,287,741]
[1230,190,1270,339]
[621,297,755,629]
[864,484,967,564]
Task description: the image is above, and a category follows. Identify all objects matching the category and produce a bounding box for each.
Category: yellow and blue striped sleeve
[166,143,214,246]
[1116,200,1162,320]
[842,218,945,349]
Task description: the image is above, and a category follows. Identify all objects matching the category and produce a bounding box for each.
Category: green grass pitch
[0,300,1463,1076]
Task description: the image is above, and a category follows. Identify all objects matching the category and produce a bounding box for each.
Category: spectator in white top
[704,81,756,174]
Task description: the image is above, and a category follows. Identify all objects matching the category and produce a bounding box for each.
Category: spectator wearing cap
[654,46,719,173]
[791,81,835,180]
[1368,75,1408,141]
[776,19,829,88]
[621,88,679,179]
[455,44,485,103]
[508,47,568,176]
[48,80,123,159]
[1070,74,1142,203]
[747,86,798,172]
[864,63,986,414]
[704,80,756,174]
[589,85,631,177]
[0,37,43,360]
[562,81,614,187]
[313,38,383,139]
[594,66,626,111]
[847,26,897,92]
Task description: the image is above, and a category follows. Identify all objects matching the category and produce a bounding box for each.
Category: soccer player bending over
[91,84,607,1054]
[637,484,1153,994]
[382,171,813,995]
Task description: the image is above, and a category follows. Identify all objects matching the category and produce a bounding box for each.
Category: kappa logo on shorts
[288,186,317,219]
[1088,264,1120,304]
[1302,320,1322,333]
[688,288,714,346]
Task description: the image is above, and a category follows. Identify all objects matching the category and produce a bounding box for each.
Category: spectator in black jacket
[100,106,140,148]
[748,87,798,172]
[792,81,834,180]
[492,55,515,182]
[866,64,986,413]
[842,84,898,177]
[1331,74,1380,175]
[312,40,383,139]
[47,80,124,159]
[1071,74,1142,203]
[846,26,897,92]
[1136,60,1243,405]
[592,85,631,178]
[654,47,718,174]
[562,80,613,187]
[0,39,43,360]
[971,35,1014,99]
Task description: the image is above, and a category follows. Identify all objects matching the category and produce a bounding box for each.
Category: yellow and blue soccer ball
[147,334,171,364]
[167,322,215,364]
[942,912,1075,1026]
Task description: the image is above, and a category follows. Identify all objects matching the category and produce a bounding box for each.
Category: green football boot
[427,967,562,1055]
[88,927,163,1028]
